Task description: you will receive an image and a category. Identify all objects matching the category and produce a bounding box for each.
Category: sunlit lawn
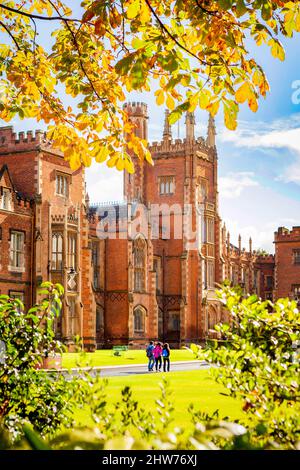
[63,348,196,368]
[73,369,243,432]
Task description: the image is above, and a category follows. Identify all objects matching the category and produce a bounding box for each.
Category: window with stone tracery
[52,233,63,271]
[133,236,146,292]
[133,305,146,334]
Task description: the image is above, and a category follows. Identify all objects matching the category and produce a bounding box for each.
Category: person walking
[146,341,155,372]
[162,343,171,372]
[153,342,163,372]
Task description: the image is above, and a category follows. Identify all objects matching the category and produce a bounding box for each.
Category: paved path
[61,360,209,378]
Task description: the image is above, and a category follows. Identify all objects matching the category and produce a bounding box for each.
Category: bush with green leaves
[195,286,300,447]
[1,377,282,451]
[1,283,299,450]
[0,282,81,439]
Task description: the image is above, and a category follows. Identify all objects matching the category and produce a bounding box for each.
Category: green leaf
[23,425,51,450]
[236,0,248,17]
[218,0,234,10]
[168,109,182,124]
[115,53,136,76]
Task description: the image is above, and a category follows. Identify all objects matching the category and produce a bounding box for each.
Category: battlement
[0,126,47,152]
[123,101,148,117]
[149,136,213,157]
[274,226,300,242]
[255,253,275,263]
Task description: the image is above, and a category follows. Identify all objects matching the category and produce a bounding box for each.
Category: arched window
[96,306,104,338]
[133,236,146,292]
[52,233,63,270]
[133,305,146,334]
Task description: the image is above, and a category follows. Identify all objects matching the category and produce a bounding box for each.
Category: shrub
[0,283,79,438]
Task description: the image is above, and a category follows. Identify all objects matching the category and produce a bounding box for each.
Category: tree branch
[195,0,218,16]
[0,3,81,22]
[0,20,21,49]
[144,0,209,66]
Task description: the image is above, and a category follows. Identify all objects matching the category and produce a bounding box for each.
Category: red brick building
[274,226,300,304]
[0,104,297,349]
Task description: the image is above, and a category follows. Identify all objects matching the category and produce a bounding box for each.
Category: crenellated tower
[123,102,148,203]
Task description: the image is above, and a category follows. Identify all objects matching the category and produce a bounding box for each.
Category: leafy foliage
[196,285,300,447]
[0,1,300,170]
[0,282,78,438]
[3,375,297,450]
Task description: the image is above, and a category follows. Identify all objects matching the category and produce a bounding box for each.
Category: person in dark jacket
[146,341,155,371]
[162,343,171,372]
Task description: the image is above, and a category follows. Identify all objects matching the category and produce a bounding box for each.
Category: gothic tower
[123,102,148,203]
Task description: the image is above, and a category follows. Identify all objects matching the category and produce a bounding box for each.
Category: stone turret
[123,102,148,140]
[206,114,216,147]
[163,109,172,142]
[185,111,195,142]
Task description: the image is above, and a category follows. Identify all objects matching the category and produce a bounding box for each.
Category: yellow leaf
[248,95,258,113]
[126,0,140,19]
[166,94,175,110]
[140,5,151,23]
[235,82,251,104]
[155,89,165,106]
[116,157,125,171]
[125,158,135,174]
[269,39,285,61]
[94,146,109,163]
[145,149,154,166]
[69,154,81,171]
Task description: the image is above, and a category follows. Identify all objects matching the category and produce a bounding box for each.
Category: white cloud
[219,114,300,184]
[219,172,258,199]
[220,183,300,252]
[85,162,123,203]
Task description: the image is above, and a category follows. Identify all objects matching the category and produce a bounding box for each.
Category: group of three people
[146,341,171,372]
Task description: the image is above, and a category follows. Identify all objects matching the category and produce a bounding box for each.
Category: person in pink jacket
[153,342,163,371]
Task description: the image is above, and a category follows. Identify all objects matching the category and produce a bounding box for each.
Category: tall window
[266,276,273,290]
[292,285,300,299]
[293,249,300,264]
[96,306,104,335]
[10,231,24,269]
[201,213,207,244]
[9,291,25,302]
[198,180,207,203]
[68,297,77,337]
[153,257,161,293]
[56,174,69,196]
[207,260,214,288]
[207,218,214,243]
[158,308,163,338]
[52,233,63,270]
[92,241,100,288]
[0,188,11,210]
[168,311,180,332]
[133,236,146,292]
[202,259,207,290]
[68,233,76,269]
[159,176,175,195]
[133,305,145,334]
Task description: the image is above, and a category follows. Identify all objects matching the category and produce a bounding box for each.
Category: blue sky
[1,12,300,252]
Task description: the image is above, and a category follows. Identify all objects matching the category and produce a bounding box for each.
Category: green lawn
[63,348,196,368]
[73,370,243,432]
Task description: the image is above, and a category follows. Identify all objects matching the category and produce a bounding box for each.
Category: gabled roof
[0,164,15,191]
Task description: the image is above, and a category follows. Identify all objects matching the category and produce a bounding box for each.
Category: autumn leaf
[155,89,165,105]
[269,38,285,61]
